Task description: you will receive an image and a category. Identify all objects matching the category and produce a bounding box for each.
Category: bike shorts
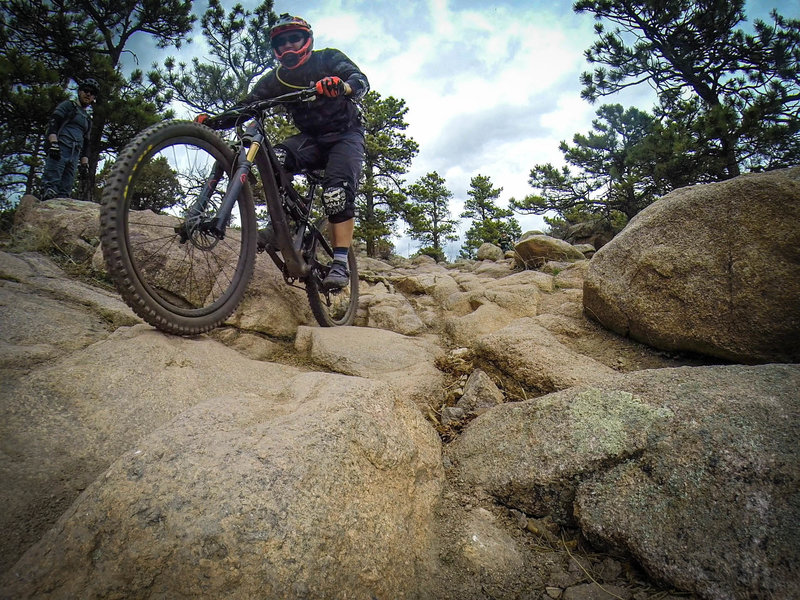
[276,127,365,222]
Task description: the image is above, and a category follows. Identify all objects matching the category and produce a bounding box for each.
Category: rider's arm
[324,49,369,100]
[198,71,283,129]
[45,100,72,139]
[80,126,91,163]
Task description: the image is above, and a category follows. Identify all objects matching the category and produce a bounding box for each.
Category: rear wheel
[100,120,257,335]
[304,218,359,327]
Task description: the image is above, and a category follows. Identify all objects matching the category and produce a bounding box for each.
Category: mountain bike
[99,88,359,336]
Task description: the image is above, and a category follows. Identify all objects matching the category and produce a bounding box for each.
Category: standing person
[41,78,98,201]
[200,13,369,289]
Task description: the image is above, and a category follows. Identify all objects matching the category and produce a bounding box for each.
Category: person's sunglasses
[272,32,306,48]
[81,88,97,96]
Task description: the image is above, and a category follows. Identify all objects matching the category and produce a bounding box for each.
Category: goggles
[271,32,307,49]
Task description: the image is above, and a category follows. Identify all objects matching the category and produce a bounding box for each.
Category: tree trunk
[25,162,36,196]
[84,113,106,202]
[26,135,46,196]
[721,136,741,179]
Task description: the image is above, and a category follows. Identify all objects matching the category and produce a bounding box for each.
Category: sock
[333,247,348,264]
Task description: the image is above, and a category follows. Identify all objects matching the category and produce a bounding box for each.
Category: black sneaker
[257,224,275,251]
[323,260,349,290]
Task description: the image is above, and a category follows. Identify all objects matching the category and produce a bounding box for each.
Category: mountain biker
[41,78,98,201]
[198,13,369,290]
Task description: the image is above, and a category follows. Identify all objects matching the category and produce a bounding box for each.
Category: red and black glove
[195,113,238,130]
[315,76,346,98]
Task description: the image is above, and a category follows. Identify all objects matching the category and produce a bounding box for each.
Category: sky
[133,0,797,257]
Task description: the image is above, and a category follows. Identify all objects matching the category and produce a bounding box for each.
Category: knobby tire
[100,120,257,335]
[303,217,359,327]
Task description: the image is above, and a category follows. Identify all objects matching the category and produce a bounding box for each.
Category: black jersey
[243,48,369,135]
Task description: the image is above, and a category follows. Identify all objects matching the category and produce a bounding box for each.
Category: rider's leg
[57,158,79,198]
[41,151,67,200]
[321,128,364,233]
[330,217,354,249]
[276,133,321,171]
[320,129,364,288]
[321,186,356,289]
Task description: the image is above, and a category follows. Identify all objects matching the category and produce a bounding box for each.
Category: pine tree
[404,172,458,262]
[0,49,64,205]
[97,156,181,212]
[460,174,521,259]
[152,0,278,115]
[1,0,195,200]
[575,0,800,176]
[357,91,419,257]
[509,104,660,228]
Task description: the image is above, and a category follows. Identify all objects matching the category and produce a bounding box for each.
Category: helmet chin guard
[274,36,313,69]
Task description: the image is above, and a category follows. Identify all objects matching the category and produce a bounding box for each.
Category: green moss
[567,388,673,456]
[96,306,141,329]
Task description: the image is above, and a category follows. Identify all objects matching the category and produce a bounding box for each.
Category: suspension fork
[186,161,226,220]
[210,125,262,237]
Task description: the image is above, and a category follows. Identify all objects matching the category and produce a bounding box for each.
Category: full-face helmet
[269,13,313,69]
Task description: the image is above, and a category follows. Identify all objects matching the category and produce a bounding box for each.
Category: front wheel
[304,218,359,327]
[100,120,257,335]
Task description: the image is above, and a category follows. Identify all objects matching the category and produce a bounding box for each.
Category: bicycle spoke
[118,133,249,312]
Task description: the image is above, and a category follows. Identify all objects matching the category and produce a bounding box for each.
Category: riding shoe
[257,225,275,251]
[323,260,350,290]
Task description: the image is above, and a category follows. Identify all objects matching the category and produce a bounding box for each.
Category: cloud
[121,0,662,253]
[425,96,558,164]
[326,2,599,175]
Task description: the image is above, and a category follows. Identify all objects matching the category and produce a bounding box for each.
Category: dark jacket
[46,99,91,157]
[242,48,369,135]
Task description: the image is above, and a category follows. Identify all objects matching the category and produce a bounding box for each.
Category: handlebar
[260,87,318,106]
[213,88,317,123]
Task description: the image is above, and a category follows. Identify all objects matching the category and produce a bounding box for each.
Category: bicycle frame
[190,95,325,281]
[251,129,314,279]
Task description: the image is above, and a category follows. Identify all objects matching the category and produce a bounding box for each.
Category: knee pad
[273,144,295,171]
[322,186,351,219]
[328,206,355,223]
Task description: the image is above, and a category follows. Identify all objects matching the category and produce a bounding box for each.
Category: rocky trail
[1,167,798,600]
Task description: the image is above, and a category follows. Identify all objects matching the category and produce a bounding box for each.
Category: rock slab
[2,373,443,600]
[584,167,800,363]
[450,364,800,600]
